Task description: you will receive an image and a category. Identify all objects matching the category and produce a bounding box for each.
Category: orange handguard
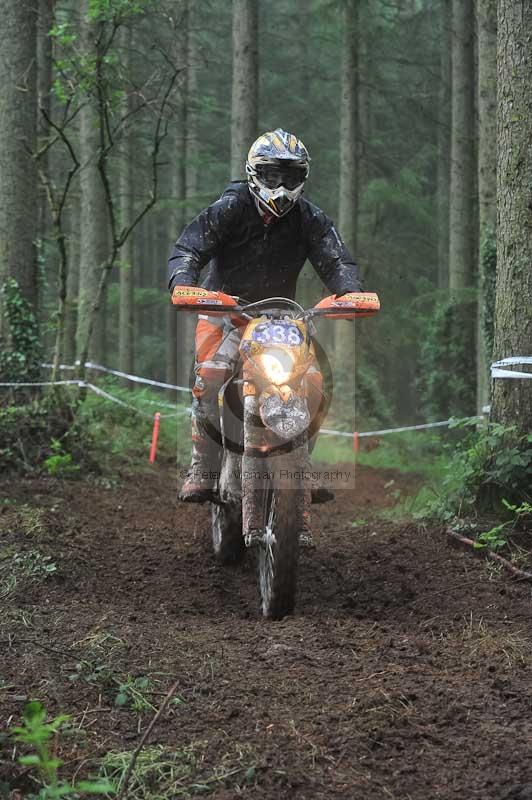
[171,285,239,317]
[312,292,380,319]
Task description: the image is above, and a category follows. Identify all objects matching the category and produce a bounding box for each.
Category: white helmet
[246,128,310,218]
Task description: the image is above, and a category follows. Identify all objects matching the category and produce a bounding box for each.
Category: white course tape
[491,357,532,380]
[84,382,155,417]
[85,361,191,393]
[320,417,482,439]
[141,398,191,413]
[0,380,81,388]
[83,383,188,419]
[0,379,187,420]
[41,362,191,394]
[320,428,357,439]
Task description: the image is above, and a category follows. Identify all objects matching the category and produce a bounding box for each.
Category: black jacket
[167,182,361,302]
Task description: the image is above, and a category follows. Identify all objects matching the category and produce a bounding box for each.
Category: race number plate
[252,321,304,346]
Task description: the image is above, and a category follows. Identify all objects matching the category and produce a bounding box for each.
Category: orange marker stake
[149,412,161,463]
[353,432,359,453]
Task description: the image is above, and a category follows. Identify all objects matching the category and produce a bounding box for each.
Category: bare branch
[447,528,532,582]
[39,104,82,170]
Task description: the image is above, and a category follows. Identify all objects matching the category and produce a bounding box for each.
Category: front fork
[242,392,269,543]
[241,387,311,544]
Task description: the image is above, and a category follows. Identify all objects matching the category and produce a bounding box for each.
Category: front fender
[258,388,310,441]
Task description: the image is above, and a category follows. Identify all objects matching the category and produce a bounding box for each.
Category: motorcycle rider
[168,128,362,503]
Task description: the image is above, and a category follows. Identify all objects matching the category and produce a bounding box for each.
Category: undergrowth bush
[10,700,113,798]
[427,419,532,521]
[0,381,191,475]
[0,278,42,383]
[77,379,190,469]
[0,399,79,474]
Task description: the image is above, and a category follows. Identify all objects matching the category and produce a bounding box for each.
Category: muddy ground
[1,465,532,799]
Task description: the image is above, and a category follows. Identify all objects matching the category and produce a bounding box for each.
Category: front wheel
[257,487,299,619]
[255,452,306,619]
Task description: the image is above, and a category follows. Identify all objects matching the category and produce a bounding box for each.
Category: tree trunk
[446,0,476,414]
[490,2,532,433]
[63,190,80,365]
[166,82,186,387]
[76,3,108,363]
[476,0,497,413]
[437,0,451,290]
[0,0,38,338]
[338,0,358,256]
[448,0,475,292]
[185,0,200,212]
[295,0,311,134]
[119,26,135,384]
[145,214,155,339]
[37,0,54,242]
[335,0,359,424]
[230,0,258,180]
[182,0,200,383]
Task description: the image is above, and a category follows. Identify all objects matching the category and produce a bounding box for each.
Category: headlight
[256,348,295,385]
[259,393,310,440]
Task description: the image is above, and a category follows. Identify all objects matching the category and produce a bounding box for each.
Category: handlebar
[171,287,380,320]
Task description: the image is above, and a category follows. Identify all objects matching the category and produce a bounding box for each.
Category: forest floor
[1,464,532,800]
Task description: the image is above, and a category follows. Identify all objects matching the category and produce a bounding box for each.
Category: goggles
[256,163,308,191]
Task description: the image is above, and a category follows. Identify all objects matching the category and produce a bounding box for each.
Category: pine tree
[490,1,532,433]
[448,0,475,293]
[335,0,359,424]
[119,25,135,382]
[0,0,38,326]
[76,0,109,362]
[230,0,258,179]
[436,0,451,289]
[476,0,497,412]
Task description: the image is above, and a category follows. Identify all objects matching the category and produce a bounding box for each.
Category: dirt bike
[172,287,380,619]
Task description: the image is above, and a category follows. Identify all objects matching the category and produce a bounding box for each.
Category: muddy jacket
[167,182,361,302]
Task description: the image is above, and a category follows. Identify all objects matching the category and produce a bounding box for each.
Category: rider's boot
[300,484,315,547]
[179,419,221,504]
[311,480,334,504]
[307,442,334,504]
[306,384,334,504]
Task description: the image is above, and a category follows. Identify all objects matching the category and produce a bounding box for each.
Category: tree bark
[335,0,359,423]
[37,0,54,241]
[119,26,135,383]
[76,2,109,363]
[446,0,477,414]
[230,0,258,180]
[63,189,80,365]
[0,0,38,336]
[476,0,497,413]
[448,0,475,292]
[338,0,358,257]
[166,70,186,388]
[490,1,532,433]
[182,0,200,383]
[185,0,200,211]
[437,0,451,290]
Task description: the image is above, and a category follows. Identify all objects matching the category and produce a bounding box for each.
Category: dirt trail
[1,465,532,799]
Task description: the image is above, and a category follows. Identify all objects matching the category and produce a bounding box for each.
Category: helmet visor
[256,163,308,191]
